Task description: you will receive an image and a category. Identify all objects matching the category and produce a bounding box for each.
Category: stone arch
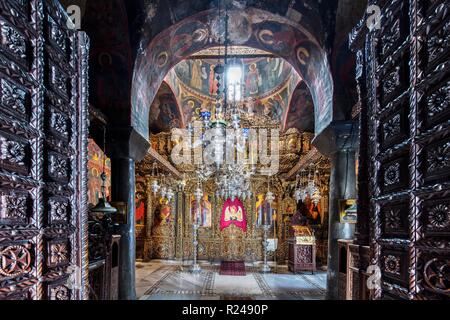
[131,8,334,142]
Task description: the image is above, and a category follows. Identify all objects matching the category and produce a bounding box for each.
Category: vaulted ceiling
[60,0,366,141]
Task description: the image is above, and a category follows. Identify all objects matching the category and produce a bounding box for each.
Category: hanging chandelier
[150,163,174,202]
[294,165,322,205]
[185,4,254,201]
[91,125,117,215]
[265,176,275,204]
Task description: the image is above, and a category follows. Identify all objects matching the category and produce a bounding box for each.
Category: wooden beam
[147,147,182,179]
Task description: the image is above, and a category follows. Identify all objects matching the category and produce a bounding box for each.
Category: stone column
[313,121,359,300]
[109,127,149,300]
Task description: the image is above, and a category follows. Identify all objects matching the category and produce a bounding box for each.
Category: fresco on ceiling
[87,139,111,207]
[165,57,299,124]
[149,82,183,134]
[132,8,333,141]
[172,57,292,100]
[140,0,326,55]
[284,82,315,133]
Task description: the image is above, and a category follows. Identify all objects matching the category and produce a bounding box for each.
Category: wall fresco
[87,138,111,206]
[133,8,334,140]
[149,82,183,134]
[284,82,315,133]
[163,56,300,126]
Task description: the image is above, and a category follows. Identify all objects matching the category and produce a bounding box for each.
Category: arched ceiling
[60,0,365,149]
[132,7,335,141]
[162,52,301,127]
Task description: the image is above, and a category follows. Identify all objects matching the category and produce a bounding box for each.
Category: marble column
[313,121,359,300]
[109,127,149,300]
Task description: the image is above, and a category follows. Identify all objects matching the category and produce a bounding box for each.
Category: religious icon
[209,65,219,95]
[255,194,273,227]
[224,205,243,222]
[339,199,357,224]
[190,60,204,90]
[308,201,321,225]
[201,196,212,228]
[191,195,212,228]
[255,194,265,226]
[153,198,172,228]
[87,139,111,206]
[135,196,145,226]
[305,195,321,225]
[160,203,171,224]
[220,198,247,232]
[245,63,261,95]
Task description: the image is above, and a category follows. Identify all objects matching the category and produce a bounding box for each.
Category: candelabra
[190,223,201,273]
[190,181,203,273]
[260,224,271,273]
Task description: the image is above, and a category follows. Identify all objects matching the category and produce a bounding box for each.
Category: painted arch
[132,8,334,140]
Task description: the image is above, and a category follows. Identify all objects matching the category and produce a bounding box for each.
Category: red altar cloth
[220,198,247,232]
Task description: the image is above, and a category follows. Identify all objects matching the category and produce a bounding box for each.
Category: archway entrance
[132,44,332,299]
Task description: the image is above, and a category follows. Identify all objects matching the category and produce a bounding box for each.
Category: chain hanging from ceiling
[186,2,256,201]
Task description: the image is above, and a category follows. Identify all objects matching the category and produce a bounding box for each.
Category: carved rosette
[48,241,69,267]
[49,285,71,300]
[49,199,68,223]
[48,153,68,180]
[0,20,27,60]
[426,203,449,230]
[422,258,450,297]
[0,79,27,115]
[426,141,450,176]
[0,245,32,277]
[384,162,401,187]
[0,194,27,220]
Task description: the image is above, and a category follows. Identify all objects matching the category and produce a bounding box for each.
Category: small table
[288,238,316,274]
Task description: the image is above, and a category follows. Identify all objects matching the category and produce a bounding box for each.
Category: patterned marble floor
[136,260,327,300]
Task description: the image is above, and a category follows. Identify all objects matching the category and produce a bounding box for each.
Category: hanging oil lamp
[91,126,117,215]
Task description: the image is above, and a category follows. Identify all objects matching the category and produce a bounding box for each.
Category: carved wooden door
[365,0,449,299]
[0,0,89,300]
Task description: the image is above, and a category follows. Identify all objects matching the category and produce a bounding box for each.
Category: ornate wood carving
[0,0,89,300]
[350,0,450,300]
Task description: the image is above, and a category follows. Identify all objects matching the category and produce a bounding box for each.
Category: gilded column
[175,187,184,260]
[143,175,153,261]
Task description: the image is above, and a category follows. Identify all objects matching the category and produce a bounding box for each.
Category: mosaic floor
[136,260,327,300]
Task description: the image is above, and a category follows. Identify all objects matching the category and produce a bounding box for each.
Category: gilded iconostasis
[135,52,330,266]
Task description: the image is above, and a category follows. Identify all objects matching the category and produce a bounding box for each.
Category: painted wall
[87,139,111,206]
[163,57,300,126]
[149,82,183,134]
[132,8,334,141]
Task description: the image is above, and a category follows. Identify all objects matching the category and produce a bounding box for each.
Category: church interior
[0,0,449,302]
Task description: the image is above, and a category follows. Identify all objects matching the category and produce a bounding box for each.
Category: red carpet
[219,261,246,276]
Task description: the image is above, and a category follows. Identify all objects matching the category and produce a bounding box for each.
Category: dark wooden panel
[0,0,89,300]
[350,0,450,299]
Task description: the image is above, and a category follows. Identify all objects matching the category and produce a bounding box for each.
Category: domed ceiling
[164,49,301,125]
[149,46,318,135]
